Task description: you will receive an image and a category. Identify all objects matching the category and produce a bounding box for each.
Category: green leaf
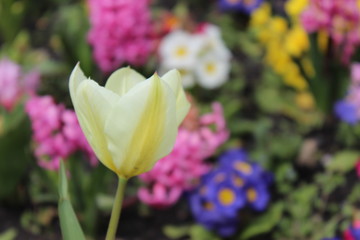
[163,225,191,239]
[0,228,17,240]
[0,114,31,199]
[58,161,86,240]
[238,202,284,240]
[326,150,360,173]
[190,225,221,240]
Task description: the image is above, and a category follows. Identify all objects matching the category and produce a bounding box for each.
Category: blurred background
[1,0,360,239]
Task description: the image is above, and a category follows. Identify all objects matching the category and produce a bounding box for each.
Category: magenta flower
[138,102,229,208]
[0,58,39,111]
[301,0,360,63]
[25,95,96,170]
[351,63,360,85]
[87,0,155,72]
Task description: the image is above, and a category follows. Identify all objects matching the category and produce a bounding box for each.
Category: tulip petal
[69,63,87,103]
[104,74,177,178]
[161,69,191,126]
[74,80,119,173]
[105,67,145,96]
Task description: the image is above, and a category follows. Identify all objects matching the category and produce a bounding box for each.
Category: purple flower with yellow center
[218,0,263,14]
[219,149,273,186]
[189,169,246,236]
[189,148,272,236]
[245,183,270,211]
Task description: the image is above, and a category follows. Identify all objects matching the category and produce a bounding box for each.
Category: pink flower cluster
[87,0,155,72]
[138,102,229,208]
[25,95,96,170]
[301,0,360,63]
[0,58,40,111]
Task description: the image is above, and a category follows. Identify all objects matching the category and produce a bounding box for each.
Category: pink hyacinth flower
[0,59,22,111]
[87,0,155,72]
[138,183,182,209]
[25,95,97,170]
[351,63,360,85]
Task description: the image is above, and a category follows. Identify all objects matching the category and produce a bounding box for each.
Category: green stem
[105,177,127,240]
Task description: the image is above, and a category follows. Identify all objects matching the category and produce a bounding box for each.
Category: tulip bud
[69,64,190,179]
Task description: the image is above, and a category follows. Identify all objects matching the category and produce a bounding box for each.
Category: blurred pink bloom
[138,183,182,208]
[351,63,360,85]
[87,0,155,72]
[138,102,229,208]
[25,95,97,170]
[0,58,40,111]
[343,230,355,240]
[0,59,22,111]
[301,0,360,63]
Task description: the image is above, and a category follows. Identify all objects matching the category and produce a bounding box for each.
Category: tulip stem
[105,177,127,240]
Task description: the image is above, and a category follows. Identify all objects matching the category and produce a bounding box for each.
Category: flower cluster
[158,24,231,89]
[335,63,360,124]
[87,0,154,72]
[189,149,272,237]
[324,220,360,240]
[251,2,315,109]
[25,95,96,170]
[138,102,229,208]
[344,220,360,240]
[301,0,360,63]
[0,58,40,111]
[218,0,263,14]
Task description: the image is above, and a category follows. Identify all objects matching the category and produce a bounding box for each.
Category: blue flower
[218,0,263,14]
[334,100,358,124]
[189,169,246,236]
[189,148,273,236]
[219,149,273,186]
[245,183,270,211]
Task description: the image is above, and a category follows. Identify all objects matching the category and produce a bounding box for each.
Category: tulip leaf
[58,161,86,240]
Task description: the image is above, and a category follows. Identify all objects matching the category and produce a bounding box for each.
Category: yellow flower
[285,25,309,57]
[69,64,190,179]
[285,0,308,19]
[250,3,271,27]
[269,17,288,35]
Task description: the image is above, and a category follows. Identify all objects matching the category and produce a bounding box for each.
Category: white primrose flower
[195,53,231,89]
[159,30,204,70]
[201,24,232,61]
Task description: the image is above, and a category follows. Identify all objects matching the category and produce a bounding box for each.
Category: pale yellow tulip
[69,64,190,179]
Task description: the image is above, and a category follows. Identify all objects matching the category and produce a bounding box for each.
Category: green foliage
[326,150,360,173]
[163,225,191,239]
[238,202,284,240]
[0,229,17,240]
[0,106,31,200]
[58,161,86,240]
